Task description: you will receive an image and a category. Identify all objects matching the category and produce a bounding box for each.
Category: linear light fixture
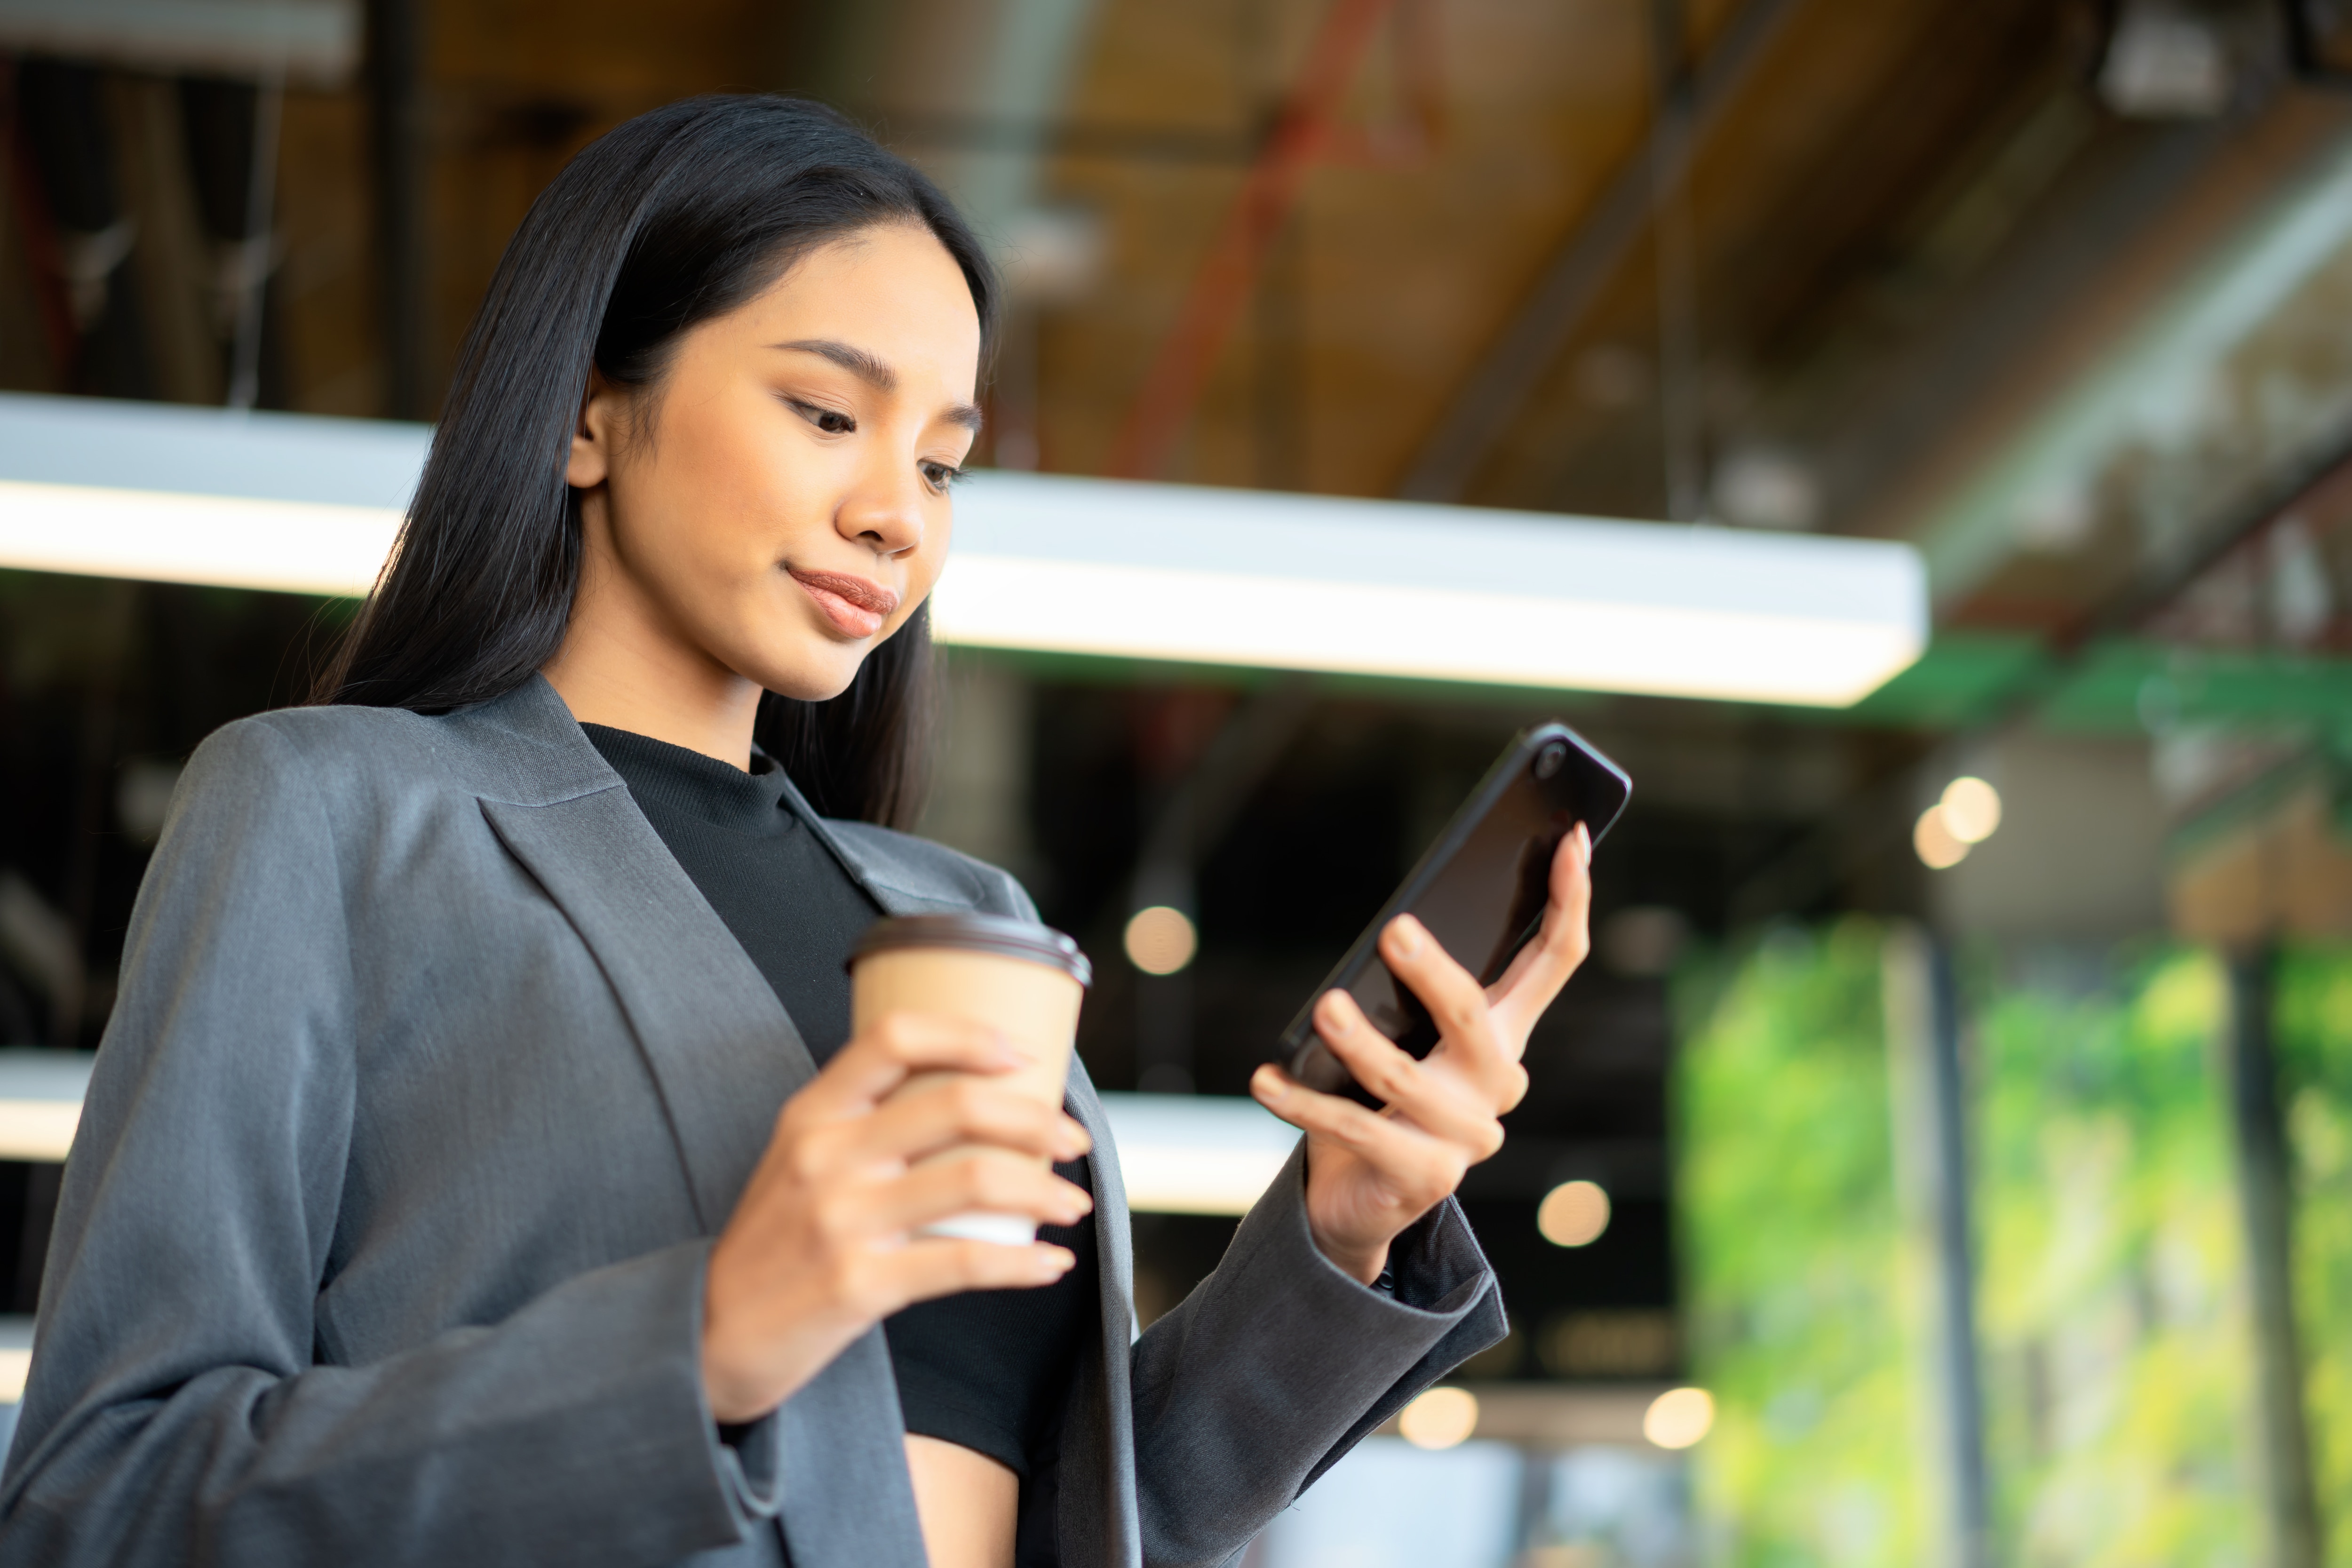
[0,1051,1287,1217]
[1094,1092,1300,1216]
[0,394,1926,705]
[0,0,362,86]
[942,473,1924,703]
[0,1050,94,1164]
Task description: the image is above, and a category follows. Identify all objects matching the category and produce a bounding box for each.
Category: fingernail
[1255,1068,1287,1101]
[1391,919,1423,956]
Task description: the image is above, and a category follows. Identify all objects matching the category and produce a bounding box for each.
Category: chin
[745,644,867,705]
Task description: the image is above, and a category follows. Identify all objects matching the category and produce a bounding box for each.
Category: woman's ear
[567,368,620,489]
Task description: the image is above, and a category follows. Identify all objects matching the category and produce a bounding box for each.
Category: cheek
[618,414,801,584]
[911,506,955,591]
[907,530,950,599]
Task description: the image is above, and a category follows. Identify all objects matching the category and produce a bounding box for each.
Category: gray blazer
[0,677,1502,1568]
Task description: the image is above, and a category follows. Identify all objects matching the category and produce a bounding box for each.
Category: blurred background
[1,0,2351,1563]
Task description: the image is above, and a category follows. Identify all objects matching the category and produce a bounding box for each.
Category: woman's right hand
[700,1013,1093,1424]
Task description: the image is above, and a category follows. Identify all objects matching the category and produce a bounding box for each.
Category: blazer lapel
[484,795,934,1568]
[479,787,814,1233]
[466,681,929,1566]
[772,773,930,914]
[771,780,1150,1562]
[453,677,816,1230]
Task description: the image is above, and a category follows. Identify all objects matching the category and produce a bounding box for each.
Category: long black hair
[313,96,998,828]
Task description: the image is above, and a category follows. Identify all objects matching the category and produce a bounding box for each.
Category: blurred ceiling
[7,0,2352,815]
[416,0,2352,672]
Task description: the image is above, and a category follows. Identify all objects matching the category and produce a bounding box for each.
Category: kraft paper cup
[850,914,1092,1246]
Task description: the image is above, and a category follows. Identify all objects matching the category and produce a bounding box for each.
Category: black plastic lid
[848,913,1093,989]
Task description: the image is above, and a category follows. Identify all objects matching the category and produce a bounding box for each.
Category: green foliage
[1676,919,1927,1567]
[1971,949,2256,1568]
[1678,934,2276,1567]
[2275,945,2352,1567]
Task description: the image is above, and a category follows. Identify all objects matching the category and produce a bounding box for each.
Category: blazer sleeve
[1126,1141,1506,1568]
[0,719,779,1568]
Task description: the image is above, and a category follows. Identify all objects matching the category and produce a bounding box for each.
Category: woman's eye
[793,400,855,435]
[922,462,965,492]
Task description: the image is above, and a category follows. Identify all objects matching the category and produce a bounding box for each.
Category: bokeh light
[1940,775,2002,843]
[1536,1179,1612,1247]
[1642,1386,1715,1449]
[1914,805,1969,869]
[1123,905,1198,975]
[1397,1385,1479,1450]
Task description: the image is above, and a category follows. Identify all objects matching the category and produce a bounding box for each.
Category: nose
[835,449,928,559]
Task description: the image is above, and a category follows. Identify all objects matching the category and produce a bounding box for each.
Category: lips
[789,569,901,639]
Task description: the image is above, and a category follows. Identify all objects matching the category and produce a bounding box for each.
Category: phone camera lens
[1535,741,1567,780]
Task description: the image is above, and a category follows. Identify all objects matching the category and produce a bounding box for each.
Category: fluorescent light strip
[0,0,362,86]
[0,481,396,599]
[0,395,1930,704]
[0,1103,77,1164]
[1097,1092,1300,1216]
[0,1051,93,1163]
[0,1067,1287,1214]
[932,554,1920,706]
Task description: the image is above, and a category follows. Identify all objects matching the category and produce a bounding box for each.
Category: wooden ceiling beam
[1104,0,1399,480]
[1392,0,1800,505]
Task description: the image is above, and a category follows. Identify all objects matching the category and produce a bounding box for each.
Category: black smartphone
[1273,724,1630,1103]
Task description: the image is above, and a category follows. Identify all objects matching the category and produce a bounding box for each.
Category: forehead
[734,224,982,381]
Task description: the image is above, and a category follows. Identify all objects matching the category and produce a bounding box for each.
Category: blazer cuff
[712,1420,783,1524]
[1274,1139,1487,1312]
[1124,1141,1507,1564]
[691,1248,783,1525]
[1156,1139,1497,1394]
[414,1234,774,1562]
[1244,1142,1508,1490]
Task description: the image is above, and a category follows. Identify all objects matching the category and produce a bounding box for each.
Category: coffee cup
[849,913,1092,1246]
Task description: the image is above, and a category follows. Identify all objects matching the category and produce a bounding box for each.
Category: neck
[542,520,763,771]
[544,646,763,771]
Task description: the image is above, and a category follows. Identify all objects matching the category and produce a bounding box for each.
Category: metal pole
[1648,0,1705,524]
[1923,939,1990,1568]
[370,0,427,419]
[225,73,282,413]
[2225,945,2322,1568]
[1883,924,1991,1568]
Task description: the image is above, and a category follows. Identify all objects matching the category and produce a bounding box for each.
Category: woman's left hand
[1250,823,1593,1284]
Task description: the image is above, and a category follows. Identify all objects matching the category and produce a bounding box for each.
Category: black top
[582,726,1096,1480]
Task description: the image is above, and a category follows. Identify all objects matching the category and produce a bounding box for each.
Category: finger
[1378,915,1526,1102]
[795,1012,1021,1121]
[1311,985,1499,1140]
[871,1237,1078,1309]
[1488,824,1594,1019]
[1250,1067,1464,1204]
[1312,989,1505,1159]
[842,1075,1090,1170]
[853,1152,1094,1238]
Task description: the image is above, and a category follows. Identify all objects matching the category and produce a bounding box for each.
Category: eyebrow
[772,338,985,434]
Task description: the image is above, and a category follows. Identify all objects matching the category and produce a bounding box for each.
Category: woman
[0,98,1591,1568]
